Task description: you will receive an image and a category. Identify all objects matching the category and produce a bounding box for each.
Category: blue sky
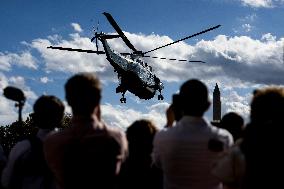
[1,0,284,128]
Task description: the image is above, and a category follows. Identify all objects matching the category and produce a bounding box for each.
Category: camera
[3,86,26,102]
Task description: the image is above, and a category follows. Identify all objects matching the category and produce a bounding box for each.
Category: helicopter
[48,12,220,103]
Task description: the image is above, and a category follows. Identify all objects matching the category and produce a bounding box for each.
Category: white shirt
[153,116,233,189]
[211,142,246,189]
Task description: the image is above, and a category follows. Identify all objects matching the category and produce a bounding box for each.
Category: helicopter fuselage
[99,37,164,100]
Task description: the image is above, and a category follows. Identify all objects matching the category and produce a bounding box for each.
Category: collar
[177,115,209,129]
[71,114,105,130]
[37,128,54,140]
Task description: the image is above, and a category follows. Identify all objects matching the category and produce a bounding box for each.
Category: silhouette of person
[165,94,184,128]
[152,79,233,189]
[2,95,64,189]
[219,112,244,142]
[212,87,284,189]
[119,119,163,189]
[44,73,128,189]
[0,144,7,189]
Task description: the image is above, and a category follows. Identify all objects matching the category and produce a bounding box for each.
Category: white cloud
[240,0,273,8]
[71,23,83,33]
[30,34,112,81]
[242,23,252,32]
[0,51,37,71]
[0,73,39,125]
[0,96,18,125]
[221,90,251,119]
[2,29,284,125]
[9,76,36,98]
[242,14,257,22]
[234,14,257,34]
[40,76,53,84]
[28,31,284,92]
[63,94,168,131]
[240,0,284,7]
[0,73,22,125]
[0,54,11,71]
[261,33,277,42]
[194,35,284,85]
[101,102,169,130]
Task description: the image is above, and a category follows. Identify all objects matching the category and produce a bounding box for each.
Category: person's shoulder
[14,139,31,148]
[154,126,176,142]
[44,128,71,150]
[105,126,127,145]
[217,126,232,137]
[44,129,63,142]
[106,126,125,138]
[9,139,31,159]
[210,125,234,145]
[14,139,32,152]
[105,126,128,158]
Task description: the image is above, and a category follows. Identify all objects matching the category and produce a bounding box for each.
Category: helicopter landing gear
[158,94,164,100]
[120,92,126,103]
[120,97,126,103]
[158,90,164,100]
[116,85,127,103]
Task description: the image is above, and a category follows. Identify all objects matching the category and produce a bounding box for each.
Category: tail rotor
[91,21,100,51]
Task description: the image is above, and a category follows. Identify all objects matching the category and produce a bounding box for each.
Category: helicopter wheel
[120,91,126,103]
[158,94,164,101]
[120,97,126,103]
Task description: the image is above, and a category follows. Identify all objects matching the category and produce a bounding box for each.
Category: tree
[0,113,72,155]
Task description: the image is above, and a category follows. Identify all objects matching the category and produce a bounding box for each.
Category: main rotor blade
[143,25,221,55]
[103,12,138,52]
[47,46,105,54]
[143,55,205,63]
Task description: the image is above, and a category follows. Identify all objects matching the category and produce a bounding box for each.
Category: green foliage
[0,114,37,155]
[0,113,72,155]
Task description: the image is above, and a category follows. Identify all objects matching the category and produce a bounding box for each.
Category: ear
[95,106,101,121]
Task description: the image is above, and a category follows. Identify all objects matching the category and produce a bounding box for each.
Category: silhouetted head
[220,112,244,141]
[126,119,158,156]
[251,87,284,124]
[179,79,210,117]
[65,73,101,116]
[240,87,284,188]
[33,95,64,129]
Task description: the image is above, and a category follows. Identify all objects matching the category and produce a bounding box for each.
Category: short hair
[220,112,244,141]
[179,79,210,116]
[126,119,158,155]
[33,95,64,129]
[65,73,101,116]
[250,87,284,123]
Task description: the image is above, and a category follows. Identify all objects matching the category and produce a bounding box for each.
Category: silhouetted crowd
[0,72,283,189]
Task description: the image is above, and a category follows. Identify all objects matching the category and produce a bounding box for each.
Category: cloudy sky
[1,0,284,128]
